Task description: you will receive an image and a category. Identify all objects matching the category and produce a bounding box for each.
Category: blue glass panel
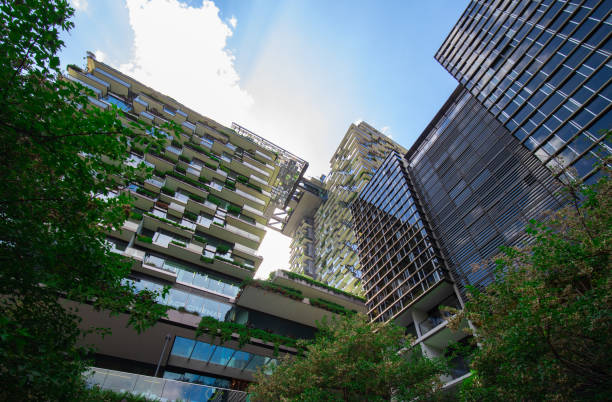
[191,341,215,362]
[209,346,234,366]
[171,337,195,358]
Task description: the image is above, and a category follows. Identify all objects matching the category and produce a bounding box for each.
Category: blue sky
[61,0,468,276]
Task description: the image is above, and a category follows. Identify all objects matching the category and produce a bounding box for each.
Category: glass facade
[406,85,564,299]
[170,337,277,374]
[436,0,611,183]
[351,151,447,322]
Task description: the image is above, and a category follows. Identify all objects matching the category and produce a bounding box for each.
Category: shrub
[160,186,175,196]
[136,187,157,199]
[188,193,204,203]
[178,154,191,163]
[170,240,186,248]
[137,235,153,243]
[227,204,242,215]
[183,211,197,221]
[216,244,231,254]
[175,165,186,174]
[200,256,214,264]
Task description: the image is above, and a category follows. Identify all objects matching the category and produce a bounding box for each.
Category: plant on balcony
[167,170,202,190]
[310,298,356,316]
[171,139,182,148]
[224,179,236,191]
[182,210,197,221]
[216,244,231,254]
[219,164,230,174]
[153,169,167,178]
[131,146,144,156]
[236,175,249,184]
[188,193,204,203]
[214,255,235,265]
[192,235,207,245]
[246,182,263,193]
[137,235,153,243]
[129,211,144,221]
[204,161,217,170]
[198,176,211,185]
[175,165,186,174]
[213,221,225,227]
[160,186,175,196]
[281,270,366,301]
[178,154,191,163]
[170,240,186,248]
[144,212,192,232]
[196,316,299,354]
[200,255,214,264]
[227,204,242,216]
[136,187,157,199]
[207,194,223,206]
[240,280,303,301]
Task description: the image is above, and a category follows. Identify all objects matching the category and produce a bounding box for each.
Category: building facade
[353,0,610,390]
[436,0,611,183]
[282,122,406,296]
[67,54,365,400]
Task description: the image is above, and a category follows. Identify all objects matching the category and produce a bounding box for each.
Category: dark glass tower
[351,151,452,325]
[436,0,611,183]
[406,85,565,299]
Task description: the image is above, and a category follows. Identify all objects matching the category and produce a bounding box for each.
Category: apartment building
[66,53,365,401]
[352,0,610,391]
[281,122,406,296]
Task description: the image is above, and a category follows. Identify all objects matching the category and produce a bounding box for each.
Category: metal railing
[86,367,249,402]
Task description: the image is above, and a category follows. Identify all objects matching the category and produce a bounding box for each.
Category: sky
[61,0,468,279]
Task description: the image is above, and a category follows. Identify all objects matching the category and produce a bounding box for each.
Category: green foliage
[204,161,218,170]
[200,255,214,264]
[196,316,299,352]
[183,210,197,221]
[241,279,304,300]
[144,212,192,231]
[166,170,202,189]
[219,164,230,174]
[76,385,158,401]
[160,186,175,196]
[453,172,612,401]
[0,1,171,397]
[136,186,157,199]
[192,235,207,245]
[137,235,153,243]
[246,182,263,193]
[188,193,205,203]
[310,298,357,316]
[236,175,249,184]
[227,204,242,215]
[170,139,181,148]
[178,154,191,163]
[249,314,449,401]
[175,165,186,174]
[207,194,223,206]
[216,244,231,254]
[170,240,186,248]
[129,211,143,221]
[224,179,236,191]
[282,270,366,301]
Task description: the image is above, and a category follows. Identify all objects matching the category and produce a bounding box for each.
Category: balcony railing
[85,367,248,402]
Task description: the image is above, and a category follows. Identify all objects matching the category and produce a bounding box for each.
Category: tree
[449,169,612,401]
[249,314,449,401]
[0,1,173,399]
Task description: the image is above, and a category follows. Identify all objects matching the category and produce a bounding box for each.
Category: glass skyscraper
[436,0,611,183]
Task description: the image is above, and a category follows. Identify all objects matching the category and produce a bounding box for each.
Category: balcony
[85,367,248,402]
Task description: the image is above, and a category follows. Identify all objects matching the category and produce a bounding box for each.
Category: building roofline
[405,84,464,160]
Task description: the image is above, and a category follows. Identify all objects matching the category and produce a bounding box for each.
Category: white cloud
[119,0,253,126]
[229,16,237,29]
[94,49,106,62]
[70,0,88,12]
[380,125,392,139]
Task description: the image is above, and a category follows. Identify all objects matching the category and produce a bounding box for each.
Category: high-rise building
[282,122,406,296]
[352,0,611,391]
[66,53,365,400]
[436,0,611,183]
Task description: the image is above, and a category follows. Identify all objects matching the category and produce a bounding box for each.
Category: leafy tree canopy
[249,314,449,401]
[449,168,612,401]
[0,0,176,398]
